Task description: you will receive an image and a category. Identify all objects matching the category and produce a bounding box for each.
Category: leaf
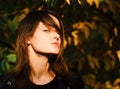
[6,54,16,63]
[1,59,6,71]
[72,30,79,46]
[87,0,100,8]
[116,50,120,61]
[87,54,100,70]
[72,22,94,39]
[114,27,118,37]
[49,0,57,7]
[8,16,19,32]
[21,8,30,14]
[102,28,109,43]
[77,0,82,5]
[44,0,48,3]
[66,0,71,5]
[18,8,30,22]
[87,0,94,6]
[82,73,96,86]
[93,0,100,8]
[5,61,10,70]
[113,78,120,86]
[105,81,112,89]
[18,13,26,22]
[1,54,16,71]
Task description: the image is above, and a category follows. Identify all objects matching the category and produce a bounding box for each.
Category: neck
[28,45,55,85]
[30,69,55,85]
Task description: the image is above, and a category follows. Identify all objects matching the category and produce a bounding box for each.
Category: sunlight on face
[28,15,61,54]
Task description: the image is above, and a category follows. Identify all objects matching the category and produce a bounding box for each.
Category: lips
[51,42,60,47]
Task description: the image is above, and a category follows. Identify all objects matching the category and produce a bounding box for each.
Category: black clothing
[28,76,59,89]
[0,72,85,89]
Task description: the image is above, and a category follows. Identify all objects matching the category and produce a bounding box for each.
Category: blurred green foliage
[0,0,120,89]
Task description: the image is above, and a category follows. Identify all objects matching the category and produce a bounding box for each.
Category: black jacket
[0,72,85,89]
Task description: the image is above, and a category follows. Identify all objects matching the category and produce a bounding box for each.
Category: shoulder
[0,72,15,81]
[0,72,16,89]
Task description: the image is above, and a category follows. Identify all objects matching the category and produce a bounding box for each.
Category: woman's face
[28,15,61,54]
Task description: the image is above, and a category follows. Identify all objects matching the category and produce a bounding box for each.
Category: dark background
[0,0,120,89]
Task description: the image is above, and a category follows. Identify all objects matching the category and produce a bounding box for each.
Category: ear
[26,37,31,45]
[27,41,31,45]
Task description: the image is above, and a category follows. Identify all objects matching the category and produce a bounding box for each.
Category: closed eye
[43,29,50,32]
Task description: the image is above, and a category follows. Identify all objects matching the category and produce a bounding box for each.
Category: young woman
[0,10,84,89]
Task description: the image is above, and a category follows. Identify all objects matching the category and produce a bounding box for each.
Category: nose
[53,32,60,41]
[54,36,60,41]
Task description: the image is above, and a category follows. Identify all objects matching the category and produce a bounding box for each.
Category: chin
[49,51,59,54]
[50,52,59,54]
[49,49,59,54]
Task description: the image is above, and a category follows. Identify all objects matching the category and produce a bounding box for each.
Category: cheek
[31,33,43,42]
[33,35,48,47]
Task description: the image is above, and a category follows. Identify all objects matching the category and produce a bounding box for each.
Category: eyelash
[43,29,50,32]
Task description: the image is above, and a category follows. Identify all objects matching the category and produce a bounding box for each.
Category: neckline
[29,76,57,86]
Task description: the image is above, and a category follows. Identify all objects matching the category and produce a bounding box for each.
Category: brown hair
[13,10,69,79]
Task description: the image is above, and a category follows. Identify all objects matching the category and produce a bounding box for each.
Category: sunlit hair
[13,10,69,78]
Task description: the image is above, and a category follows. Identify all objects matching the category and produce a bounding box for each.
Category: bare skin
[27,15,60,85]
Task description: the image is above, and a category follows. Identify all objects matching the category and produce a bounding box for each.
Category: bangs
[41,13,63,37]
